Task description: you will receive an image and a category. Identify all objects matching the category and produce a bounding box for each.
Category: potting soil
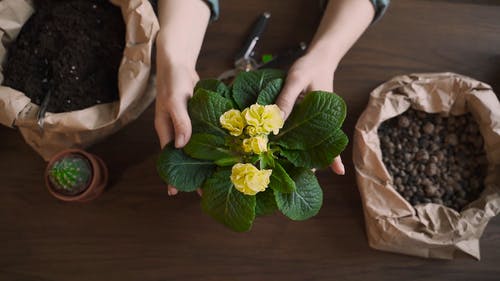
[2,0,125,113]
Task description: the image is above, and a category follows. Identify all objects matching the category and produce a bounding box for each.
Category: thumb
[275,74,306,120]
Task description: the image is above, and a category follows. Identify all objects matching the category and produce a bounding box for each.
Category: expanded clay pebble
[378,109,487,212]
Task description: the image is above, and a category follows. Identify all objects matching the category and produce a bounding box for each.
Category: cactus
[48,154,92,195]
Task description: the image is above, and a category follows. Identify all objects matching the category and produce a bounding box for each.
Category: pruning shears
[218,12,307,81]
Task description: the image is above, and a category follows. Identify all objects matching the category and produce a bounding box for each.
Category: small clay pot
[45,149,108,202]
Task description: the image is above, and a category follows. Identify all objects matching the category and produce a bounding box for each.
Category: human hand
[275,51,345,175]
[154,0,212,196]
[154,34,200,196]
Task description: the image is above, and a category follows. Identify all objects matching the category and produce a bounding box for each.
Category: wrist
[156,33,198,70]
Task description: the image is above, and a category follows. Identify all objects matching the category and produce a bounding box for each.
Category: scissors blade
[234,12,271,63]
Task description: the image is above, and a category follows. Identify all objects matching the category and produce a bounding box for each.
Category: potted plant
[45,148,108,202]
[157,69,349,232]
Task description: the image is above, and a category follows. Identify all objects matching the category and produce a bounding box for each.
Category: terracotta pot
[45,149,108,202]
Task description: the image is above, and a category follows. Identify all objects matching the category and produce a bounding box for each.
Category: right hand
[275,51,345,176]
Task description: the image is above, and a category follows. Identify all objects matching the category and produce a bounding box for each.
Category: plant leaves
[274,168,323,221]
[255,188,278,216]
[259,151,275,170]
[232,69,285,109]
[188,88,234,137]
[256,78,284,105]
[194,79,231,99]
[184,133,235,161]
[280,129,349,169]
[274,91,346,150]
[269,162,296,194]
[201,169,256,232]
[214,156,241,167]
[157,143,215,192]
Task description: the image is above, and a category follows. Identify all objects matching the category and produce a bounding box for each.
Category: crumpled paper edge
[0,0,159,160]
[353,72,500,260]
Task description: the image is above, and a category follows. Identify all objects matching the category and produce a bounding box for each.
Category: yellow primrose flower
[242,135,268,154]
[230,163,272,196]
[242,105,265,136]
[245,125,259,137]
[261,104,284,135]
[220,109,246,136]
[242,104,284,136]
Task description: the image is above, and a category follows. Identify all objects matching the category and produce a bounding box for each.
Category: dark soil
[378,109,487,212]
[2,0,125,113]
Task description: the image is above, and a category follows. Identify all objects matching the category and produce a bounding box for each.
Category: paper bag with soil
[353,72,500,259]
[0,0,159,160]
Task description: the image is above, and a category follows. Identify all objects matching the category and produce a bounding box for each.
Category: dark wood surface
[1,0,500,280]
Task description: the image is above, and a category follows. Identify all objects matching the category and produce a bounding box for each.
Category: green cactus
[49,154,92,195]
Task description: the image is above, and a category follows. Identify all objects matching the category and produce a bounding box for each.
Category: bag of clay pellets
[0,0,159,160]
[353,72,500,260]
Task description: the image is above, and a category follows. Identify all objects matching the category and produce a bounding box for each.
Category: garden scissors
[218,12,307,82]
[218,12,271,81]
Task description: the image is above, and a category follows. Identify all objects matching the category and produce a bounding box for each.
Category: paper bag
[353,72,500,260]
[0,0,159,160]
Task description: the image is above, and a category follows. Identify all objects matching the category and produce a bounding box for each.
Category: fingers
[155,93,193,149]
[168,98,192,148]
[330,156,345,175]
[275,72,306,120]
[154,106,174,149]
[167,185,179,196]
[166,186,203,197]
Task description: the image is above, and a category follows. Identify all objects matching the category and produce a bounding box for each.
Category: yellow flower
[262,104,284,135]
[245,126,259,137]
[220,109,246,136]
[230,163,272,195]
[242,105,266,136]
[242,135,268,154]
[242,104,284,136]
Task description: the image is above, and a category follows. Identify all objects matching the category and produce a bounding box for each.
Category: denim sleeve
[370,0,389,22]
[148,0,219,22]
[319,0,390,22]
[204,0,219,21]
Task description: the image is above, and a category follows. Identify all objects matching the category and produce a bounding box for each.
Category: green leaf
[274,91,346,150]
[184,133,235,161]
[269,162,296,193]
[194,79,230,99]
[259,151,275,170]
[275,168,323,221]
[157,143,216,192]
[201,169,256,232]
[232,69,285,109]
[280,129,349,169]
[255,188,278,216]
[188,88,234,137]
[214,156,241,167]
[256,78,284,105]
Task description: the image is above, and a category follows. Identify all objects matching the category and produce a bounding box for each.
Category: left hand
[275,51,345,175]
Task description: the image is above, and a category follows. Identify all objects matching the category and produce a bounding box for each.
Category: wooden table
[1,0,499,280]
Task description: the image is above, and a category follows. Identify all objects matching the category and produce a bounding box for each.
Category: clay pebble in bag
[353,72,500,260]
[0,0,159,160]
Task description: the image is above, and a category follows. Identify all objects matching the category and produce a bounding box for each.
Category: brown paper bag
[353,72,500,260]
[0,0,159,160]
